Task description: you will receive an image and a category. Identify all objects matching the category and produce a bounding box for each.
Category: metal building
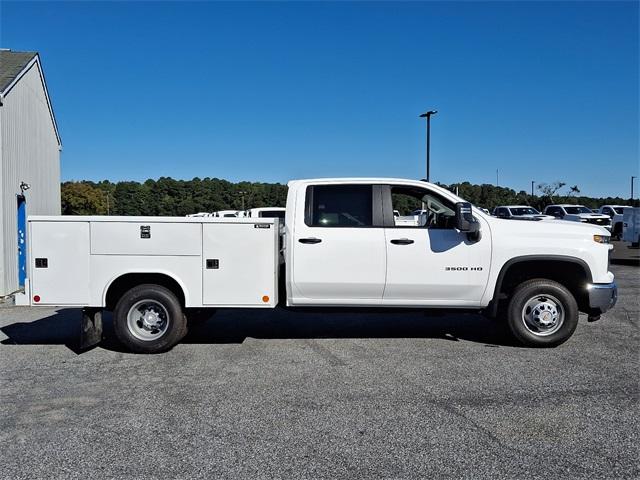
[0,50,61,296]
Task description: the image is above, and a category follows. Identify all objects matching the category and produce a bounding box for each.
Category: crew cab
[598,205,630,239]
[17,178,617,353]
[543,204,611,230]
[493,205,552,220]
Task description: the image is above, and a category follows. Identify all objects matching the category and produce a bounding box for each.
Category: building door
[17,195,27,288]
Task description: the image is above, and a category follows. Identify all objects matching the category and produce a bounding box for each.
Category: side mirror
[455,202,480,234]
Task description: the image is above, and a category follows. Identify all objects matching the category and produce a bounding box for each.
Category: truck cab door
[381,184,491,306]
[289,184,386,303]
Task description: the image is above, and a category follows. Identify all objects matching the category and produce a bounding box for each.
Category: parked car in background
[622,207,640,247]
[597,205,630,239]
[246,207,286,221]
[543,204,611,231]
[213,210,244,218]
[186,212,213,218]
[493,205,552,220]
[187,210,245,218]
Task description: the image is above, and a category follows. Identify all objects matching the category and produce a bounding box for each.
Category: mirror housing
[455,202,480,237]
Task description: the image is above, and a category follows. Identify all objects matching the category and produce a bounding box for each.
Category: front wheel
[506,279,578,347]
[113,284,187,353]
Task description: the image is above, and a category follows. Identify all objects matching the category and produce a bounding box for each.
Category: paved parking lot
[1,264,638,480]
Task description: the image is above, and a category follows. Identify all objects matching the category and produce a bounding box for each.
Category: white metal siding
[1,63,61,295]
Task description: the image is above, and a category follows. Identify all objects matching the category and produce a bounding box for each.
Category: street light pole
[419,110,437,182]
[531,180,535,197]
[632,176,637,200]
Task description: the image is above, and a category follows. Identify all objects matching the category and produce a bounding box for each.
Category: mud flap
[80,308,103,350]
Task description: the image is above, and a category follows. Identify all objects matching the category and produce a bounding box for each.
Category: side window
[496,208,507,218]
[390,186,456,229]
[548,207,563,218]
[305,185,373,227]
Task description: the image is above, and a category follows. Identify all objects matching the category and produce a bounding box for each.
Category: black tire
[612,222,623,241]
[506,279,578,348]
[113,284,187,353]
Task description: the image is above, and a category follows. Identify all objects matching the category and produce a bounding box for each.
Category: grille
[586,218,610,226]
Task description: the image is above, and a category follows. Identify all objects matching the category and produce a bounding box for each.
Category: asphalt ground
[610,240,640,266]
[1,264,638,479]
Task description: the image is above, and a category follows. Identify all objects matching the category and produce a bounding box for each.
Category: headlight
[593,234,610,244]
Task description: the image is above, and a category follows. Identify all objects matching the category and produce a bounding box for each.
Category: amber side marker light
[262,295,270,303]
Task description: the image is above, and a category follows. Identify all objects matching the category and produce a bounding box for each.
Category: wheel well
[494,259,591,313]
[105,273,186,311]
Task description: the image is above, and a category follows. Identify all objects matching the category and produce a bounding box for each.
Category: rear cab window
[305,185,373,227]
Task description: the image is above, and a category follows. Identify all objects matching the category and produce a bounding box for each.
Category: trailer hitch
[80,308,103,350]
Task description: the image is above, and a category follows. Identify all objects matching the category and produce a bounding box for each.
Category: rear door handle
[299,237,322,244]
[390,238,414,245]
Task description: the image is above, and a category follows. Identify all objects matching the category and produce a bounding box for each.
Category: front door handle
[299,237,322,244]
[390,238,414,245]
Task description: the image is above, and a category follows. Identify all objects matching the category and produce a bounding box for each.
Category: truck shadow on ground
[1,307,520,353]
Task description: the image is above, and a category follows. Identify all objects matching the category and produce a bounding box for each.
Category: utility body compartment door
[29,221,90,305]
[202,222,278,306]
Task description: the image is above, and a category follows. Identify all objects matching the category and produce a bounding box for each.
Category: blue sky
[2,1,638,197]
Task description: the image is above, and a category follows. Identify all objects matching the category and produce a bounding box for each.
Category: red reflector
[33,295,40,303]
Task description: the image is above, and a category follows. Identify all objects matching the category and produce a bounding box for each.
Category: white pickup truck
[598,205,630,239]
[18,178,617,353]
[543,204,612,231]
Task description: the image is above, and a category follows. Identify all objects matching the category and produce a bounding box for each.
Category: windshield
[510,207,540,216]
[564,206,592,214]
[614,207,625,214]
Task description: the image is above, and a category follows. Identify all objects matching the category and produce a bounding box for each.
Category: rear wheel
[506,279,578,347]
[113,284,187,353]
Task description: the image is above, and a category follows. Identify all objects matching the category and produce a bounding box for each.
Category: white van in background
[622,207,640,247]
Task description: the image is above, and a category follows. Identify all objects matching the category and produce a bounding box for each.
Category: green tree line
[61,178,288,216]
[61,177,638,216]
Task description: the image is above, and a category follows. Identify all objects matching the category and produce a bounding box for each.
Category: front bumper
[587,282,617,314]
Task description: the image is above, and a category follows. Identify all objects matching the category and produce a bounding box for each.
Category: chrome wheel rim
[521,294,564,336]
[126,300,170,341]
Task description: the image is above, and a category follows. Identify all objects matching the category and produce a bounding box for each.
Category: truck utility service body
[20,178,617,352]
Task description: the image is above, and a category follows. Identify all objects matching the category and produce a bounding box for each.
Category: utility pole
[238,191,246,211]
[632,176,637,200]
[106,192,110,215]
[419,110,437,182]
[531,180,535,197]
[496,169,499,186]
